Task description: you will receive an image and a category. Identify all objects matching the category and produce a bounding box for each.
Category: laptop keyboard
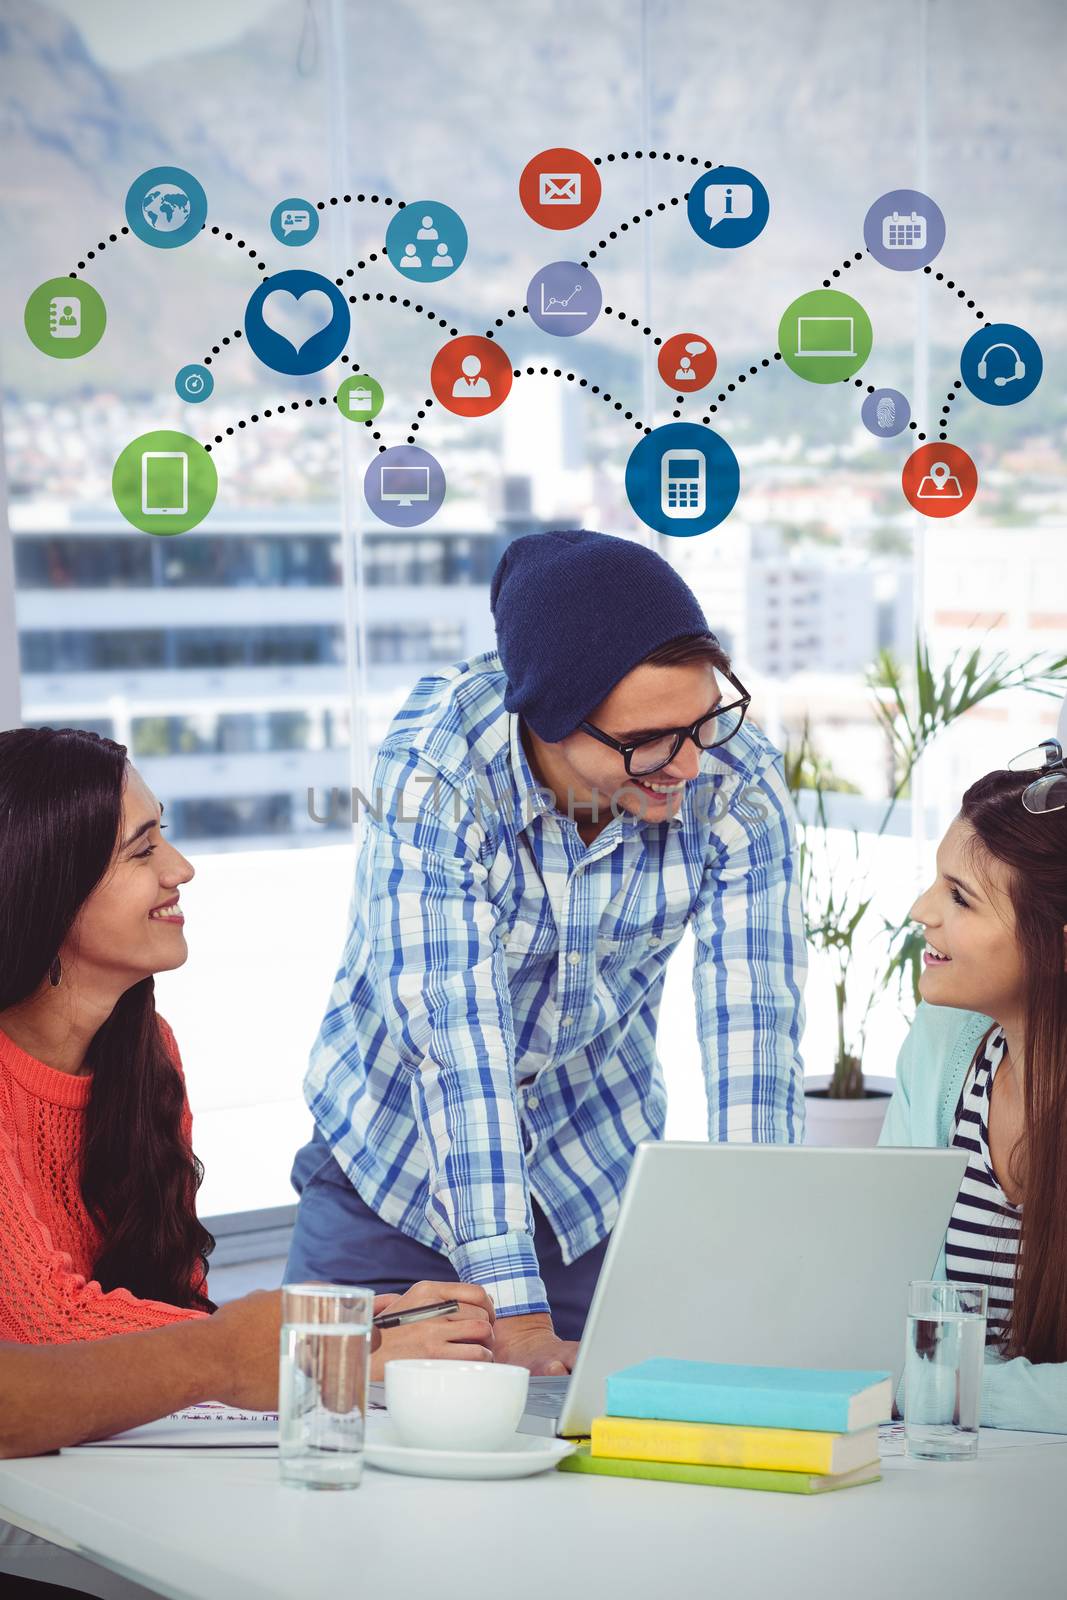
[523,1376,570,1417]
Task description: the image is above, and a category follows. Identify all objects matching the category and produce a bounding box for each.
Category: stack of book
[558,1357,893,1495]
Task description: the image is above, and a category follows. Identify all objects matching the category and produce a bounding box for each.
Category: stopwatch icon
[174,363,214,403]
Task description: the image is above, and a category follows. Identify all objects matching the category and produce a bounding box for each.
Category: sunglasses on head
[1008,739,1067,816]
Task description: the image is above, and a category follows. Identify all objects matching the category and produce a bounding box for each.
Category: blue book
[605,1359,893,1434]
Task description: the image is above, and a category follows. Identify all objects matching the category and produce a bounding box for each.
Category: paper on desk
[878,1420,1067,1466]
[63,1402,280,1450]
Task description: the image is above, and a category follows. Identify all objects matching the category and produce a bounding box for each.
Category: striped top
[303,648,807,1316]
[946,1027,1021,1347]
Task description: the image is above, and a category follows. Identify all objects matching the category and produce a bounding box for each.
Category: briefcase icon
[539,172,581,206]
[346,386,374,414]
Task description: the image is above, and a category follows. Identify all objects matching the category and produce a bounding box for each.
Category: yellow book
[590,1415,879,1476]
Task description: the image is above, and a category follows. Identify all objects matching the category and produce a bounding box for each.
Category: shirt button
[560,1014,574,1028]
[527,1093,539,1110]
[567,950,581,965]
[648,935,661,948]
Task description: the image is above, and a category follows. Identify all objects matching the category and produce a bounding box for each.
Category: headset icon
[977,341,1025,387]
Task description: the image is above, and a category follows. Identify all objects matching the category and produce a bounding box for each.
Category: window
[1,2,1061,1220]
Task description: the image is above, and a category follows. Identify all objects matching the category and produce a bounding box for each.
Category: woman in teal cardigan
[878,744,1067,1432]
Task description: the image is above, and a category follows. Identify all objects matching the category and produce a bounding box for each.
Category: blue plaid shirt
[304,650,807,1316]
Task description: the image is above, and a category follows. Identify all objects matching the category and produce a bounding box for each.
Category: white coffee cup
[385,1360,530,1452]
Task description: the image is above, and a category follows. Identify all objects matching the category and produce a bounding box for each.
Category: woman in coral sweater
[0,727,494,1364]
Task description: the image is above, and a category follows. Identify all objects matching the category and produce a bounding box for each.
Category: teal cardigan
[879,1000,1066,1432]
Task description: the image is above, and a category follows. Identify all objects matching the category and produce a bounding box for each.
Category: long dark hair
[961,765,1067,1363]
[0,727,213,1310]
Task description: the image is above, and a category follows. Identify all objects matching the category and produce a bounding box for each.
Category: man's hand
[203,1290,282,1411]
[491,1311,578,1376]
[369,1281,495,1381]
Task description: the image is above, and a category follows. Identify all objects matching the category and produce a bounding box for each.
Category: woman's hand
[370,1280,495,1380]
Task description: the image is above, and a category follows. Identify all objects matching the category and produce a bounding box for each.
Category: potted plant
[788,635,1067,1146]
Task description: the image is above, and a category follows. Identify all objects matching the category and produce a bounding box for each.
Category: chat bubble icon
[281,209,311,236]
[704,183,753,228]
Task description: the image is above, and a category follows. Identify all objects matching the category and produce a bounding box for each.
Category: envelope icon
[539,172,581,206]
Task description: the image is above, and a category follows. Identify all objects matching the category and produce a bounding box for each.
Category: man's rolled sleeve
[452,1232,550,1318]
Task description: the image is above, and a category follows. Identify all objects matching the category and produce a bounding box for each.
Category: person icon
[432,242,454,269]
[399,242,422,270]
[416,215,438,240]
[674,356,696,381]
[58,304,78,326]
[917,459,963,499]
[451,353,491,399]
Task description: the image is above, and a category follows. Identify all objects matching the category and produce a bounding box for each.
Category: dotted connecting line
[923,265,985,320]
[203,357,384,453]
[581,194,689,266]
[69,222,268,280]
[201,282,458,370]
[821,250,867,285]
[314,193,401,212]
[939,379,964,442]
[398,368,652,448]
[696,353,782,419]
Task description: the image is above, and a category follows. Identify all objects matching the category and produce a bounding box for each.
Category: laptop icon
[796,315,856,359]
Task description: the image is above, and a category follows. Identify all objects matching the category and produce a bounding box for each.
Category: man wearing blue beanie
[289,530,807,1376]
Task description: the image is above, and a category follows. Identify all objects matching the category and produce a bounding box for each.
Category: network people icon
[21,155,1046,536]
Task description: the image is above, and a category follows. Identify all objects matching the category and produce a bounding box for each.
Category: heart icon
[259,288,336,353]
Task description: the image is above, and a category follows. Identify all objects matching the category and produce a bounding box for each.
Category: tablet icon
[141,451,188,516]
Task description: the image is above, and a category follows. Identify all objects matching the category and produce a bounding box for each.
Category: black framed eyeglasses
[1008,738,1067,816]
[578,671,752,777]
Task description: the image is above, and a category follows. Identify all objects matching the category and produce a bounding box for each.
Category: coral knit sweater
[0,1015,207,1343]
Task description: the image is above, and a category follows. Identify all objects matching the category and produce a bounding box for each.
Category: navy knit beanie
[489,529,714,743]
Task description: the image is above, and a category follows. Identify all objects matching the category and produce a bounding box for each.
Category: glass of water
[279,1283,375,1490]
[905,1281,988,1461]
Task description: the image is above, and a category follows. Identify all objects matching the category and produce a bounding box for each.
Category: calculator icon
[660,449,706,518]
[882,211,927,250]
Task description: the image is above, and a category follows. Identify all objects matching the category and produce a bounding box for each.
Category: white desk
[1,1441,1065,1600]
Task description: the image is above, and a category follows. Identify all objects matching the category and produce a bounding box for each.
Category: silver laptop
[519,1141,967,1438]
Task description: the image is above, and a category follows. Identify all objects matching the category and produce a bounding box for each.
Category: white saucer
[364,1420,575,1480]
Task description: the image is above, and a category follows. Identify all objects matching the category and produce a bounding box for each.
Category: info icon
[431,336,513,417]
[687,166,769,250]
[518,147,602,230]
[902,443,978,519]
[657,333,717,393]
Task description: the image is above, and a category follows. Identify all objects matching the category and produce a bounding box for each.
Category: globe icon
[141,186,191,233]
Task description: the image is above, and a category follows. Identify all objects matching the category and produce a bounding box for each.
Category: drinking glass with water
[279,1283,375,1489]
[905,1281,988,1461]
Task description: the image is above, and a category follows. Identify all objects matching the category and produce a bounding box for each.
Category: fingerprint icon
[876,396,896,430]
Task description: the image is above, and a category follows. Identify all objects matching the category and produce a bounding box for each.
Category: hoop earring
[48,956,63,989]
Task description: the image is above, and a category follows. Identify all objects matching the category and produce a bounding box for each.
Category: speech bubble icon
[282,209,311,235]
[704,183,753,228]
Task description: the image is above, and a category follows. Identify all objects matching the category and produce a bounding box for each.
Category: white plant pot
[803,1074,895,1148]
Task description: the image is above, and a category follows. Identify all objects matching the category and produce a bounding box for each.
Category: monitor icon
[141,450,188,516]
[795,316,856,359]
[379,465,430,507]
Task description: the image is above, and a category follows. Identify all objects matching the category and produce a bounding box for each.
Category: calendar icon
[882,211,927,250]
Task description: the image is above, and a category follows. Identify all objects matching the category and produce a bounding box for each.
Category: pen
[372,1298,461,1330]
